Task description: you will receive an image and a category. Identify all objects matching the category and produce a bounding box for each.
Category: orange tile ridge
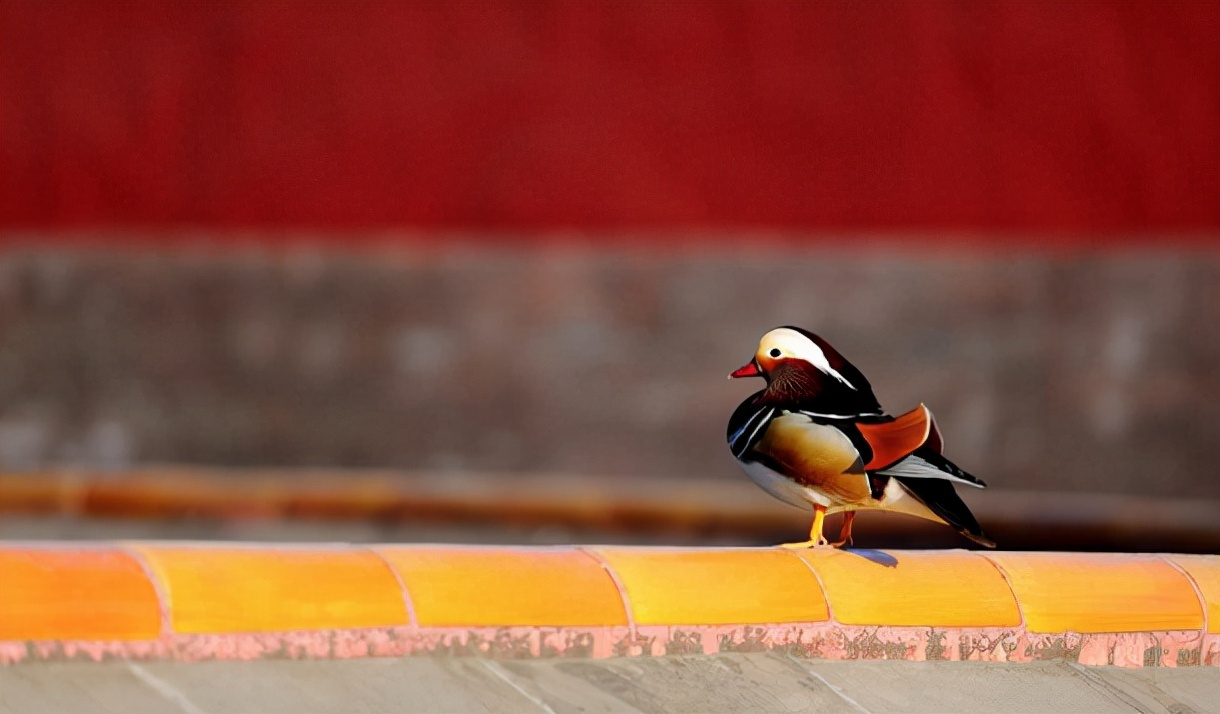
[0,544,162,641]
[795,549,1021,628]
[982,552,1204,634]
[129,543,411,634]
[1,544,1217,648]
[589,546,830,626]
[373,545,628,628]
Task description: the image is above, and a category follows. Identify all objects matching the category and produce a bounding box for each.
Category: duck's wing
[893,476,995,547]
[855,404,981,482]
[855,403,938,470]
[878,447,986,488]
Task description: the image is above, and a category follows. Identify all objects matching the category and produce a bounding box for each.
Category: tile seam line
[1159,555,1209,642]
[778,547,835,624]
[118,542,173,638]
[977,552,1028,634]
[957,548,1025,629]
[365,546,419,628]
[576,547,637,637]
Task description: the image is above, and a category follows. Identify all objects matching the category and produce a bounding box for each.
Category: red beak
[728,360,762,379]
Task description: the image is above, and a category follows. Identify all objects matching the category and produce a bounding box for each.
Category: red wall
[2,1,1218,237]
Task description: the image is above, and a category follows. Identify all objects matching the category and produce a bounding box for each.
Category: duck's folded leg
[780,504,829,548]
[828,511,855,548]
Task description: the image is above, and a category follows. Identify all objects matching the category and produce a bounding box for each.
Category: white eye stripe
[811,358,855,390]
[762,328,856,390]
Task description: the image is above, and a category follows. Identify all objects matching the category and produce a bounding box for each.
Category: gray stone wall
[2,244,1217,498]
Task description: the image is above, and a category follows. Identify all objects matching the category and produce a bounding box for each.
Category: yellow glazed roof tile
[1165,554,1220,634]
[592,548,828,626]
[0,548,161,641]
[984,553,1203,634]
[377,547,628,627]
[132,545,408,634]
[796,549,1022,627]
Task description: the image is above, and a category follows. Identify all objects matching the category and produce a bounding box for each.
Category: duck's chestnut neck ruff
[757,359,823,405]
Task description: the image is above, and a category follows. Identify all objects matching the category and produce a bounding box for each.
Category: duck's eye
[768,348,782,358]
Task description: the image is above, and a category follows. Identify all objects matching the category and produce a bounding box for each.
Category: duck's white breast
[739,459,838,510]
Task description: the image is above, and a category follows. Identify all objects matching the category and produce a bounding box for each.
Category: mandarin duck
[727,326,994,548]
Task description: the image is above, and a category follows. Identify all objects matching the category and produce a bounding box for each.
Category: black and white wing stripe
[728,405,776,459]
[797,409,885,421]
[729,400,887,463]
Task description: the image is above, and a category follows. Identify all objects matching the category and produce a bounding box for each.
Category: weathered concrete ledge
[1,544,1215,668]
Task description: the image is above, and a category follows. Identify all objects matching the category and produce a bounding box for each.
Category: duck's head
[728,326,859,389]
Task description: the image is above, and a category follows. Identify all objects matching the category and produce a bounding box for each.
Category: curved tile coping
[0,544,1215,667]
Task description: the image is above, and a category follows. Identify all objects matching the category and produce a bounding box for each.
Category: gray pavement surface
[3,654,1217,714]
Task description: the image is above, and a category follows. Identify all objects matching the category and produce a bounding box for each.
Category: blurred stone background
[2,248,1217,499]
